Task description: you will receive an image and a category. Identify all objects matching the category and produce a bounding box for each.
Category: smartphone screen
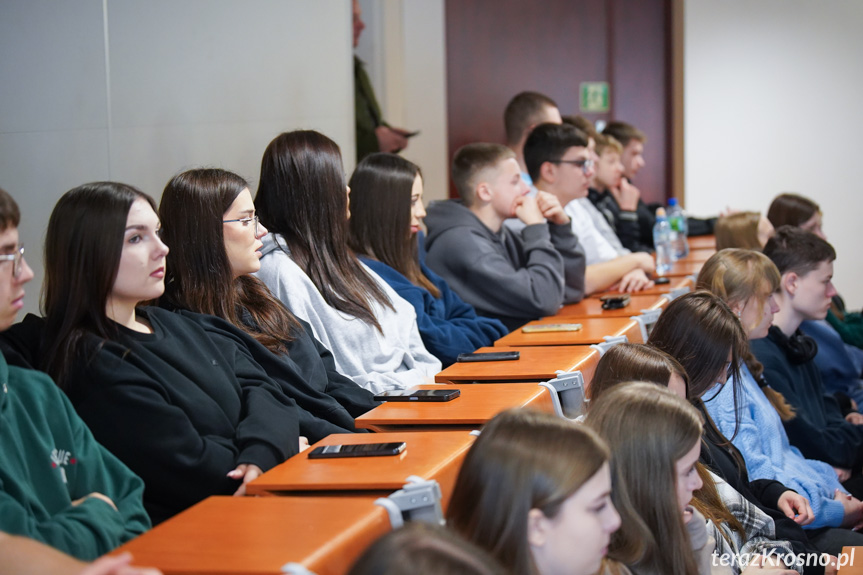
[307,442,407,459]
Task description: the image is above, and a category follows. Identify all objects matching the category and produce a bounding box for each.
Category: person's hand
[227,464,263,497]
[514,195,545,226]
[631,252,656,273]
[72,492,118,512]
[777,490,814,525]
[79,553,163,575]
[834,466,852,482]
[835,489,863,529]
[374,126,409,153]
[610,180,640,211]
[299,436,311,452]
[535,191,569,225]
[739,554,797,574]
[619,269,654,293]
[846,411,863,425]
[823,554,840,575]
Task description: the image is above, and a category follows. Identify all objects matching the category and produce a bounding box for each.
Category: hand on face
[535,191,569,225]
[514,194,545,226]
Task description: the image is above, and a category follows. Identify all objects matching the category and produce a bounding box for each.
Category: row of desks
[115,238,717,574]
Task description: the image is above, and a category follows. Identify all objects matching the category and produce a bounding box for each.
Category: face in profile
[0,224,33,331]
[223,188,268,277]
[528,462,621,575]
[409,174,426,236]
[594,149,624,190]
[674,439,703,520]
[487,158,530,219]
[791,260,837,321]
[107,198,169,315]
[799,211,825,239]
[620,139,645,180]
[738,287,779,340]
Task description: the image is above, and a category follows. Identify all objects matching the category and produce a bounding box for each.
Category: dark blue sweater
[360,237,507,367]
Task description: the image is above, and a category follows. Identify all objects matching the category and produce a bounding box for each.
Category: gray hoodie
[424,200,585,331]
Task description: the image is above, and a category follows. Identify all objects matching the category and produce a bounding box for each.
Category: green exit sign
[580,82,610,113]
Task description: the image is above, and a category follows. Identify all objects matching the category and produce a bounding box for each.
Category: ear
[526,507,550,549]
[728,300,744,318]
[475,181,493,203]
[781,271,799,297]
[539,161,557,185]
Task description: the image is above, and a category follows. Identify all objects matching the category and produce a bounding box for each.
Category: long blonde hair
[714,212,762,251]
[696,249,795,421]
[586,383,703,575]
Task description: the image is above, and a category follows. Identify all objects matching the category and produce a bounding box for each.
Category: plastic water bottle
[653,207,673,276]
[667,198,689,259]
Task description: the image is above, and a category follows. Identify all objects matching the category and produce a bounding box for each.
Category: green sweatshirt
[0,351,150,560]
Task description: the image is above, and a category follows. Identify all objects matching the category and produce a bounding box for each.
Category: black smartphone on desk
[307,442,407,459]
[373,389,460,402]
[457,351,520,362]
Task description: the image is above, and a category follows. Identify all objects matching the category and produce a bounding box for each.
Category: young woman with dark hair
[158,168,377,430]
[347,153,507,366]
[447,408,632,575]
[587,383,797,575]
[254,130,440,393]
[588,343,689,401]
[39,183,303,525]
[767,194,824,240]
[650,290,863,563]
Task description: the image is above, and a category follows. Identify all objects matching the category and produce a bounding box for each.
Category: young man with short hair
[754,226,863,482]
[424,143,585,331]
[0,188,150,559]
[503,91,562,184]
[523,123,654,294]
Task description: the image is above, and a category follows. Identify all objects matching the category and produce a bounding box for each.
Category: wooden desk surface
[355,383,554,431]
[115,495,390,575]
[435,345,600,383]
[554,294,667,319]
[839,547,862,574]
[688,235,716,249]
[592,276,693,298]
[680,248,716,262]
[494,317,643,347]
[659,259,703,278]
[247,430,475,510]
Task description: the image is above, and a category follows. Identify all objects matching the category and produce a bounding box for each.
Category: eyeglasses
[222,215,259,236]
[552,158,595,175]
[0,245,25,278]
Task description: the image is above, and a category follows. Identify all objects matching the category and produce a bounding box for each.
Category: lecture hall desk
[683,247,717,262]
[114,495,390,575]
[658,259,704,278]
[494,316,644,347]
[354,383,554,432]
[435,345,600,384]
[688,234,717,250]
[839,547,862,574]
[246,430,474,511]
[591,275,693,298]
[554,293,668,319]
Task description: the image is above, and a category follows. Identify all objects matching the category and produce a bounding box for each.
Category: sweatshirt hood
[424,200,496,252]
[259,232,286,258]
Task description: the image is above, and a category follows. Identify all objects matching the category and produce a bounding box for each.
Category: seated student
[589,344,830,575]
[447,409,633,575]
[715,212,775,251]
[697,249,863,558]
[35,183,303,525]
[767,192,863,352]
[346,154,507,366]
[347,523,508,575]
[254,130,441,393]
[0,188,150,559]
[754,228,863,473]
[0,531,160,575]
[522,122,655,294]
[503,91,563,184]
[158,168,378,429]
[596,121,715,252]
[648,292,863,554]
[587,383,798,575]
[423,143,585,331]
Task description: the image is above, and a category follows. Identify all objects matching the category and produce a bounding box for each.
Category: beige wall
[684,0,863,308]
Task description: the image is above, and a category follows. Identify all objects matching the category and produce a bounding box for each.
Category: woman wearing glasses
[254,130,441,394]
[158,168,378,427]
[37,182,304,525]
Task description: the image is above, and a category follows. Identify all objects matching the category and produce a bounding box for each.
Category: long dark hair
[647,291,747,463]
[589,343,689,402]
[767,193,820,228]
[159,168,300,353]
[348,153,439,297]
[255,130,392,331]
[42,182,157,389]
